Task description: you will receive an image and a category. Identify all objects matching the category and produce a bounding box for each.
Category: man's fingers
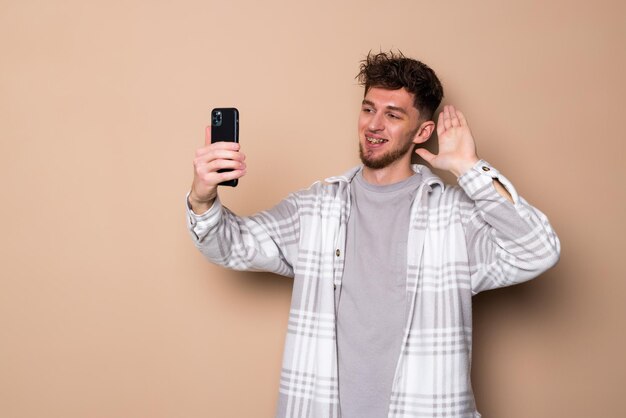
[194,150,240,164]
[206,148,245,161]
[438,105,468,131]
[222,168,247,180]
[443,105,459,129]
[196,159,243,174]
[210,141,240,153]
[443,106,453,129]
[194,153,246,176]
[208,168,247,184]
[448,105,460,127]
[195,148,246,178]
[436,111,445,136]
[456,110,468,127]
[207,158,246,173]
[195,143,243,159]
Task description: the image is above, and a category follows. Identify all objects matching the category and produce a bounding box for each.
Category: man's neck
[361,164,415,186]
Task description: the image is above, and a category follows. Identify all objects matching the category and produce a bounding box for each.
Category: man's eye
[388,113,399,119]
[362,107,374,113]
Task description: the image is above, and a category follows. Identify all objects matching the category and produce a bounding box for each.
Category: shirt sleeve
[185,191,300,277]
[457,160,561,294]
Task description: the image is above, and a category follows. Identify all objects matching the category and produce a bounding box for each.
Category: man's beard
[359,140,414,170]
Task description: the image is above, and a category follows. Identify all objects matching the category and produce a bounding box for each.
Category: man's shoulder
[282,166,359,208]
[298,166,360,193]
[323,165,362,185]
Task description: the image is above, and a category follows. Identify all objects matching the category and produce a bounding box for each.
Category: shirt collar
[324,164,445,190]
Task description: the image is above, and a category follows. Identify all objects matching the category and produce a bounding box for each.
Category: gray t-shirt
[337,170,423,418]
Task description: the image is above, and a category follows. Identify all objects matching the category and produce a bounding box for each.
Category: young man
[186,52,560,418]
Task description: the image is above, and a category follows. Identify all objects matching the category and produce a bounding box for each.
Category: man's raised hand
[188,126,247,214]
[415,105,479,177]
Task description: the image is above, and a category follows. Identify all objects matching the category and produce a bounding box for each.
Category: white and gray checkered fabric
[187,161,560,418]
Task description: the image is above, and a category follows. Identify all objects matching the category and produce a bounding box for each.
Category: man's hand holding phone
[188,126,247,215]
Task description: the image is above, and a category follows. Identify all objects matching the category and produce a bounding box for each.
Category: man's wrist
[188,190,216,215]
[451,158,480,178]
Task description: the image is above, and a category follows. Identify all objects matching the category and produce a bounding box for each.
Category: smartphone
[210,107,239,187]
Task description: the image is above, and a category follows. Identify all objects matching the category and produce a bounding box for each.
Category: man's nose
[368,113,384,131]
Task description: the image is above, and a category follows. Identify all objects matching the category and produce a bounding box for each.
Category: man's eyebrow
[362,99,375,107]
[386,105,408,115]
[361,100,408,115]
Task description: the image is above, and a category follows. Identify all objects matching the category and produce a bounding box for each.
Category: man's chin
[360,146,386,169]
[359,149,398,170]
[359,143,414,170]
[360,156,389,170]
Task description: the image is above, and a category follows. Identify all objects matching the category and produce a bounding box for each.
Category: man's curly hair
[356,51,444,121]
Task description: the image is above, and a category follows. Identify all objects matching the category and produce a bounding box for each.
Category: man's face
[358,87,422,170]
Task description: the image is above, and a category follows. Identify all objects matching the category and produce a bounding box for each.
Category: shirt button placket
[334,249,341,290]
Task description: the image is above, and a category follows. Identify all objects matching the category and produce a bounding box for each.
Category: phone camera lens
[213,111,223,126]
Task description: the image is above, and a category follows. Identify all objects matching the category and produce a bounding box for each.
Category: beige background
[1,0,624,417]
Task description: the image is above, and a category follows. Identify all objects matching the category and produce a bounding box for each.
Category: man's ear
[412,120,435,144]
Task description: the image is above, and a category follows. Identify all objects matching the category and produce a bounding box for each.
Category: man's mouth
[366,136,388,144]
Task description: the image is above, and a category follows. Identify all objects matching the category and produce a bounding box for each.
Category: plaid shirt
[187,160,560,418]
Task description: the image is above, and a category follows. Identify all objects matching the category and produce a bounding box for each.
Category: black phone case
[210,108,239,187]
